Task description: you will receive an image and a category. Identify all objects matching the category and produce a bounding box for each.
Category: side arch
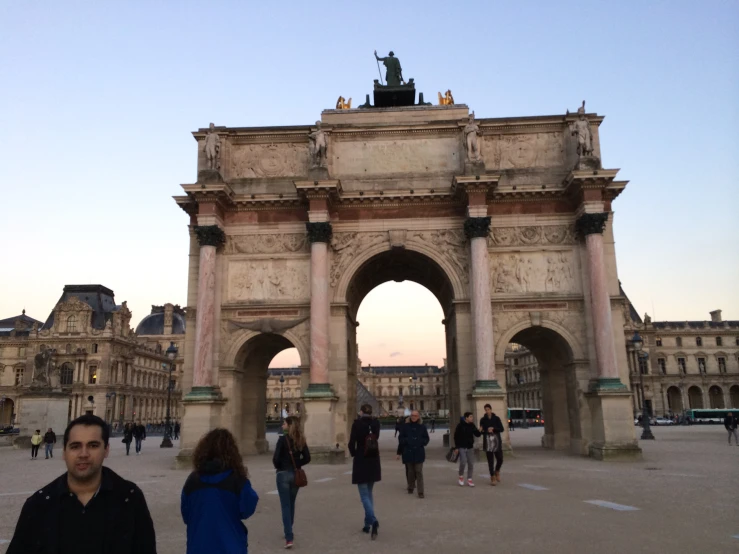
[221,327,309,370]
[494,318,584,364]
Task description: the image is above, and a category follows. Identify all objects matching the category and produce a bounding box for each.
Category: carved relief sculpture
[225,233,308,255]
[204,123,221,171]
[330,232,388,287]
[491,252,577,294]
[308,121,328,168]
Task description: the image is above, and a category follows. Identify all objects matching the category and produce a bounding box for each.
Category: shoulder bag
[286,437,308,488]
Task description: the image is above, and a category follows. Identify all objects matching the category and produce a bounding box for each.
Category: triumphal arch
[174,64,640,464]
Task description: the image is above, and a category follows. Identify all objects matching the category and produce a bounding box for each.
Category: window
[718,357,726,373]
[677,358,686,374]
[436,386,441,395]
[698,358,706,374]
[716,337,722,347]
[658,358,666,374]
[436,400,442,411]
[92,343,98,353]
[60,364,74,385]
[514,359,519,366]
[419,386,424,396]
[18,346,26,357]
[15,366,24,385]
[66,316,77,332]
[696,337,702,347]
[389,402,393,411]
[736,337,739,346]
[676,337,682,347]
[88,366,97,384]
[656,337,663,347]
[420,400,425,411]
[639,357,648,375]
[398,387,403,396]
[65,344,71,354]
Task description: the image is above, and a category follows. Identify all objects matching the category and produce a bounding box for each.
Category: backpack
[364,423,379,458]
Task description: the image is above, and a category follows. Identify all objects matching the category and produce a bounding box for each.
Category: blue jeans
[357,482,377,528]
[276,471,298,541]
[45,443,54,458]
[135,438,143,453]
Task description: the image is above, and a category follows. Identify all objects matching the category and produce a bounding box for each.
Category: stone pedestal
[196,169,224,183]
[586,389,641,461]
[175,395,226,469]
[14,392,69,449]
[302,392,345,464]
[308,167,330,181]
[464,160,486,175]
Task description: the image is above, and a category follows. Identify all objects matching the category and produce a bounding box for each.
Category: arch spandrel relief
[226,259,310,302]
[490,251,580,295]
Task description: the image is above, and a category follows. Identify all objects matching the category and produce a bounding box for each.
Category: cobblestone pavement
[1,426,737,553]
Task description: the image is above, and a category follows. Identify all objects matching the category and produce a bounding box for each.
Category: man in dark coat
[349,404,381,540]
[480,404,505,486]
[7,414,156,554]
[724,412,738,445]
[398,410,430,498]
[133,420,146,455]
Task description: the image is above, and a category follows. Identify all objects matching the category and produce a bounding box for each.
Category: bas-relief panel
[332,137,461,176]
[224,234,308,255]
[227,259,309,302]
[228,144,309,178]
[490,251,579,294]
[482,132,565,169]
[488,225,576,247]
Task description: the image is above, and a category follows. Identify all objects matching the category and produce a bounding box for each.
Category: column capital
[306,222,333,243]
[194,225,226,248]
[575,212,608,237]
[464,216,491,239]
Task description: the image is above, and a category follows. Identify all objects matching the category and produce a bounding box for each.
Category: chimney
[163,303,174,335]
[710,309,722,323]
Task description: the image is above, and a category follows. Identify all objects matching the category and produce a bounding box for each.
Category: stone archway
[688,386,703,409]
[667,386,683,413]
[0,398,14,426]
[229,333,303,455]
[731,385,739,409]
[709,385,724,409]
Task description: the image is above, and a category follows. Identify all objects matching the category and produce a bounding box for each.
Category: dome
[135,311,186,335]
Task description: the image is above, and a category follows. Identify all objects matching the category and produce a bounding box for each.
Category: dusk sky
[1,1,737,369]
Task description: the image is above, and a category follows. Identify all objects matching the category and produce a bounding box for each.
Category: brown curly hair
[192,428,247,479]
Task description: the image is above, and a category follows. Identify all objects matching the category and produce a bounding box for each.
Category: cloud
[389,351,402,357]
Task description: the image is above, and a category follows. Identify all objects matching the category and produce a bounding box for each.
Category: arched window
[60,363,74,385]
[15,366,24,385]
[66,315,77,332]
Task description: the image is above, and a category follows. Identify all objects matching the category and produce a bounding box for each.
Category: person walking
[30,429,42,460]
[181,428,259,554]
[7,415,156,554]
[133,420,146,455]
[394,417,402,438]
[174,421,181,440]
[349,404,381,540]
[122,423,134,455]
[453,412,481,487]
[398,410,429,498]
[44,427,57,459]
[480,404,505,486]
[724,411,738,445]
[430,417,436,433]
[273,416,311,549]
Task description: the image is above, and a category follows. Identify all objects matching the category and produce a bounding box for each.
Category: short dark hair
[463,411,473,419]
[360,404,373,415]
[484,404,492,410]
[64,414,109,448]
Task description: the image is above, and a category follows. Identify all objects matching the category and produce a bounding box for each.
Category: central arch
[340,247,462,436]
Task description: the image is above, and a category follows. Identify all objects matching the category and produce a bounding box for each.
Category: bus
[507,408,544,427]
[683,409,734,424]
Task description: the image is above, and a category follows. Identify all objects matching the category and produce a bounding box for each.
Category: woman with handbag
[273,416,311,549]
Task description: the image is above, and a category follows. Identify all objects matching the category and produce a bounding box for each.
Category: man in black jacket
[8,414,156,554]
[480,404,505,486]
[724,412,738,445]
[43,427,56,459]
[349,404,381,539]
[454,412,481,487]
[133,420,146,455]
[398,410,430,498]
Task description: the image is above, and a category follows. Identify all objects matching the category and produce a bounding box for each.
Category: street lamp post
[160,342,178,448]
[279,373,285,421]
[631,331,655,440]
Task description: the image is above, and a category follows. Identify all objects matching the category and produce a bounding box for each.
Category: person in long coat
[348,404,381,540]
[398,410,429,498]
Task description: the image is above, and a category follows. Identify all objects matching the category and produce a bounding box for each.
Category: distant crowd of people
[9,404,507,553]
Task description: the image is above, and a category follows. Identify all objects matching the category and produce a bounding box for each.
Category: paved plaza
[0,426,736,553]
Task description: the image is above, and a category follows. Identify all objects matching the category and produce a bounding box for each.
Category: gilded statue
[336,96,352,109]
[203,122,221,171]
[438,90,454,105]
[308,120,328,168]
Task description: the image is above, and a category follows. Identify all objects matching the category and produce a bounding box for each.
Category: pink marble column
[306,222,332,389]
[465,217,498,386]
[192,225,225,390]
[578,213,621,384]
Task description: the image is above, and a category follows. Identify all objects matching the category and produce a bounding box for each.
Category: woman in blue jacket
[181,428,259,554]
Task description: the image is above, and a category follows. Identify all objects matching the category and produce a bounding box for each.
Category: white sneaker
[467,479,475,487]
[458,477,464,486]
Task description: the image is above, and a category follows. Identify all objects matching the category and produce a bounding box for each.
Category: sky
[1,1,737,369]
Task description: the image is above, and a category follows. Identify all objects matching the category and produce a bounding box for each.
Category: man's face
[465,414,474,423]
[410,411,420,422]
[63,425,109,483]
[485,407,493,416]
